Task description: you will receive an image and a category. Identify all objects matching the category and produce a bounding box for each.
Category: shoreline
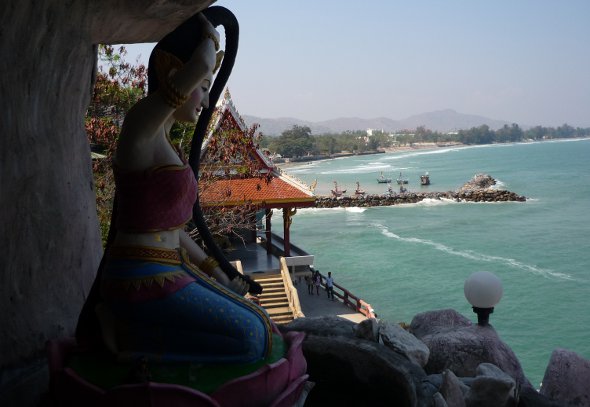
[275,137,590,169]
[275,143,464,169]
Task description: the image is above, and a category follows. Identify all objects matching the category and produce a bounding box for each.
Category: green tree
[369,131,393,149]
[271,125,314,157]
[555,123,575,139]
[458,124,493,145]
[86,45,147,244]
[496,124,523,143]
[314,134,337,155]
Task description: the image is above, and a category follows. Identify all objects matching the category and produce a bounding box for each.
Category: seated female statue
[92,12,273,364]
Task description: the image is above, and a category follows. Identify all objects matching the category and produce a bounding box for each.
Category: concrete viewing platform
[293,279,367,323]
[224,240,369,324]
[224,241,281,274]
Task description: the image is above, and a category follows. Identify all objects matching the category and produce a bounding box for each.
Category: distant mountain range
[242,109,514,136]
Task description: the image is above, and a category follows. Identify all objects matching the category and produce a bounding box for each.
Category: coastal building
[199,89,316,257]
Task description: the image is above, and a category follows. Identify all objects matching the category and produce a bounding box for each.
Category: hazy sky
[120,0,590,127]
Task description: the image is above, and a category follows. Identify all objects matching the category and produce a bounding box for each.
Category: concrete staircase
[253,273,296,324]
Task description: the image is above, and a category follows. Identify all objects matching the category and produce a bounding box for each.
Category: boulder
[464,363,516,407]
[301,335,430,407]
[410,309,532,389]
[433,392,450,407]
[440,369,467,407]
[518,385,561,407]
[410,308,472,339]
[424,374,444,397]
[353,317,380,341]
[281,315,357,338]
[458,174,497,192]
[540,348,590,407]
[378,320,430,368]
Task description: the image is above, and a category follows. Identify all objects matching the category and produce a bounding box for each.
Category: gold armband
[199,256,219,276]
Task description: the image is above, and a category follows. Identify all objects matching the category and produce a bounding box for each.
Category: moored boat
[377,172,392,183]
[355,181,366,196]
[397,172,409,185]
[331,181,347,197]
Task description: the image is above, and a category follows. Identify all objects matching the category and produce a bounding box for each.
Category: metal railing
[319,272,377,319]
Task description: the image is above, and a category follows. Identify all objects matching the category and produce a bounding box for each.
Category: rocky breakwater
[281,309,590,406]
[455,173,526,203]
[315,173,526,208]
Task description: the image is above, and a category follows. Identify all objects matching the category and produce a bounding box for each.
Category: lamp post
[464,271,503,326]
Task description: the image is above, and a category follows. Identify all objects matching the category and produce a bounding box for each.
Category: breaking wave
[374,224,575,281]
[297,207,368,215]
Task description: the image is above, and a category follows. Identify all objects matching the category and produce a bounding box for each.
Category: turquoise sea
[282,138,590,388]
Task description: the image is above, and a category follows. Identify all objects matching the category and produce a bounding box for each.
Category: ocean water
[282,139,590,387]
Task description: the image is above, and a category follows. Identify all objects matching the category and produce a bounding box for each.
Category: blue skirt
[100,246,273,364]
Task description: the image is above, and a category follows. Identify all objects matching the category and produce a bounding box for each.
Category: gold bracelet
[204,33,220,51]
[199,256,219,276]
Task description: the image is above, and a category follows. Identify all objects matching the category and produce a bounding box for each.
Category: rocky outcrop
[457,173,497,192]
[281,316,431,406]
[464,363,517,407]
[377,320,431,368]
[281,311,585,406]
[540,348,590,407]
[410,309,533,389]
[284,315,358,337]
[352,318,430,367]
[439,369,468,407]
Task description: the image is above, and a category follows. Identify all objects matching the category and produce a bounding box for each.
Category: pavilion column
[265,208,273,254]
[282,208,297,257]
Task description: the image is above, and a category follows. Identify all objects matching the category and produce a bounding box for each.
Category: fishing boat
[354,181,366,196]
[420,172,431,186]
[331,181,347,198]
[396,172,409,185]
[386,183,395,196]
[377,172,392,183]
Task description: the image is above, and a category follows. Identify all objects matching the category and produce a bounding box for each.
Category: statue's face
[174,74,213,123]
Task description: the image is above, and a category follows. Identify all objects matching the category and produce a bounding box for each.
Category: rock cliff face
[0,1,211,405]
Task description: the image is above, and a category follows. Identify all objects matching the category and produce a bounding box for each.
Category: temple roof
[200,89,315,209]
[200,177,315,208]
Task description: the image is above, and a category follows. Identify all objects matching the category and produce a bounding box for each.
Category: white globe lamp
[464,271,503,326]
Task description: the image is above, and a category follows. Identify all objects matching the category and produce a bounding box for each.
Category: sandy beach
[275,142,465,168]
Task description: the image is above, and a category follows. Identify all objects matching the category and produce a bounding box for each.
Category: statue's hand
[226,276,249,297]
[210,266,249,296]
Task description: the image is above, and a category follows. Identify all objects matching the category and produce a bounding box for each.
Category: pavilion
[199,89,316,257]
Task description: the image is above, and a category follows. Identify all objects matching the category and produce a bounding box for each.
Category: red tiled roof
[200,177,315,207]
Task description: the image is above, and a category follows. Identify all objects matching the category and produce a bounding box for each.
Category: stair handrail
[279,257,305,319]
